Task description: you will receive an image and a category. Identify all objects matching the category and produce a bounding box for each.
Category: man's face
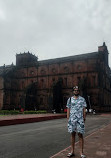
[73,88,79,96]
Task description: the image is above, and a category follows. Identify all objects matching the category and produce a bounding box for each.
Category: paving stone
[50,114,111,158]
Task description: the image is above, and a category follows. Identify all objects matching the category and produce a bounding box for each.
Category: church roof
[38,51,98,65]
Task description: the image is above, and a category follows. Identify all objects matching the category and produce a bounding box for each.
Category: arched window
[52,68,56,73]
[30,71,34,75]
[31,80,33,84]
[64,66,69,73]
[40,97,43,104]
[77,65,82,70]
[77,76,81,82]
[64,78,67,87]
[92,76,96,87]
[41,79,44,83]
[41,69,46,75]
[41,79,45,88]
[22,81,25,88]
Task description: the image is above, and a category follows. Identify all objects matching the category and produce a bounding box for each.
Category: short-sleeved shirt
[66,96,87,134]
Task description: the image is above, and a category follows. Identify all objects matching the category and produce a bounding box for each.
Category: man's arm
[67,108,70,120]
[83,107,86,122]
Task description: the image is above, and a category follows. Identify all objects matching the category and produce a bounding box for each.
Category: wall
[0,77,4,110]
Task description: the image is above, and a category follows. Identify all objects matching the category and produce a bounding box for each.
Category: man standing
[66,86,86,158]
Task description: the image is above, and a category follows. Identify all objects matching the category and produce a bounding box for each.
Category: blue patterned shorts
[68,118,85,134]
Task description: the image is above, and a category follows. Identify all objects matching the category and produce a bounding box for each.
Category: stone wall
[0,77,4,110]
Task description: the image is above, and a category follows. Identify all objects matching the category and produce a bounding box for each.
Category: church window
[22,81,25,88]
[64,66,69,73]
[64,78,67,86]
[92,76,96,87]
[21,72,25,77]
[41,69,46,75]
[52,78,55,82]
[41,79,44,83]
[40,97,43,104]
[41,79,45,88]
[31,80,33,83]
[77,76,81,82]
[30,71,34,75]
[78,65,82,70]
[52,68,56,73]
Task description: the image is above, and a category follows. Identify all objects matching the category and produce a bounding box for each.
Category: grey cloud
[0,0,111,67]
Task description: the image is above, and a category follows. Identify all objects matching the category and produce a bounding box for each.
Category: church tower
[98,42,109,66]
[16,52,38,67]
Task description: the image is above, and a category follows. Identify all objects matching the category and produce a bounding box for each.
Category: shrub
[0,110,19,115]
[0,110,47,115]
[24,110,47,114]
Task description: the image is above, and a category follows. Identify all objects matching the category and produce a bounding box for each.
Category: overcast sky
[0,0,111,67]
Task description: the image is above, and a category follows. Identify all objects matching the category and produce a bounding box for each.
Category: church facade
[0,43,111,112]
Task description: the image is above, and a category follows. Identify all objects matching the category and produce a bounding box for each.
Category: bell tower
[16,52,38,67]
[98,42,109,66]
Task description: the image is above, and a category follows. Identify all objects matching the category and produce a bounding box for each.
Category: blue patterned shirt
[66,96,87,120]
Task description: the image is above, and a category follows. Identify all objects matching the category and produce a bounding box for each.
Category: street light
[88,95,92,113]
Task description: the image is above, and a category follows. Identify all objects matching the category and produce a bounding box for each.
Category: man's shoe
[67,153,75,157]
[80,154,86,158]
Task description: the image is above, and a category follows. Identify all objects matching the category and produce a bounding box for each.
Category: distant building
[0,43,111,112]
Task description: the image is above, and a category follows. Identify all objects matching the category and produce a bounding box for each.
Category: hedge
[0,110,47,115]
[0,110,19,115]
[24,110,47,114]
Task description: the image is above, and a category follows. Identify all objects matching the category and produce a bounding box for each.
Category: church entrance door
[25,82,37,110]
[53,79,63,113]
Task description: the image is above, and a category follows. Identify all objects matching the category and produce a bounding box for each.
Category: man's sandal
[67,153,75,157]
[80,154,86,158]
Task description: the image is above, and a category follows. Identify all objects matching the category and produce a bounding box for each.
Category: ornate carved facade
[0,43,111,112]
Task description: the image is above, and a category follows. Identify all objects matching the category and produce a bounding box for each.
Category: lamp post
[88,95,92,113]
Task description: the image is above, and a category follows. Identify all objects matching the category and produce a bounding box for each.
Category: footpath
[50,113,111,158]
[0,113,66,126]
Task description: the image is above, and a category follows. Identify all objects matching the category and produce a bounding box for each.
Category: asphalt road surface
[0,115,111,158]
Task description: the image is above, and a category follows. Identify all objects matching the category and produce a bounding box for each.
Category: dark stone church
[0,42,111,112]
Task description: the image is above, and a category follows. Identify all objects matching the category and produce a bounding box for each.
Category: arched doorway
[25,82,38,110]
[53,79,63,113]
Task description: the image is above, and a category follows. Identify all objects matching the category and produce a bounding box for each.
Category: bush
[0,110,19,115]
[0,110,47,115]
[24,110,47,114]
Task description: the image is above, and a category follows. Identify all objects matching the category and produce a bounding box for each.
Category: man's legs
[78,133,84,155]
[71,132,76,154]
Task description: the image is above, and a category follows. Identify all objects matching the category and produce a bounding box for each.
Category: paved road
[0,115,111,158]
